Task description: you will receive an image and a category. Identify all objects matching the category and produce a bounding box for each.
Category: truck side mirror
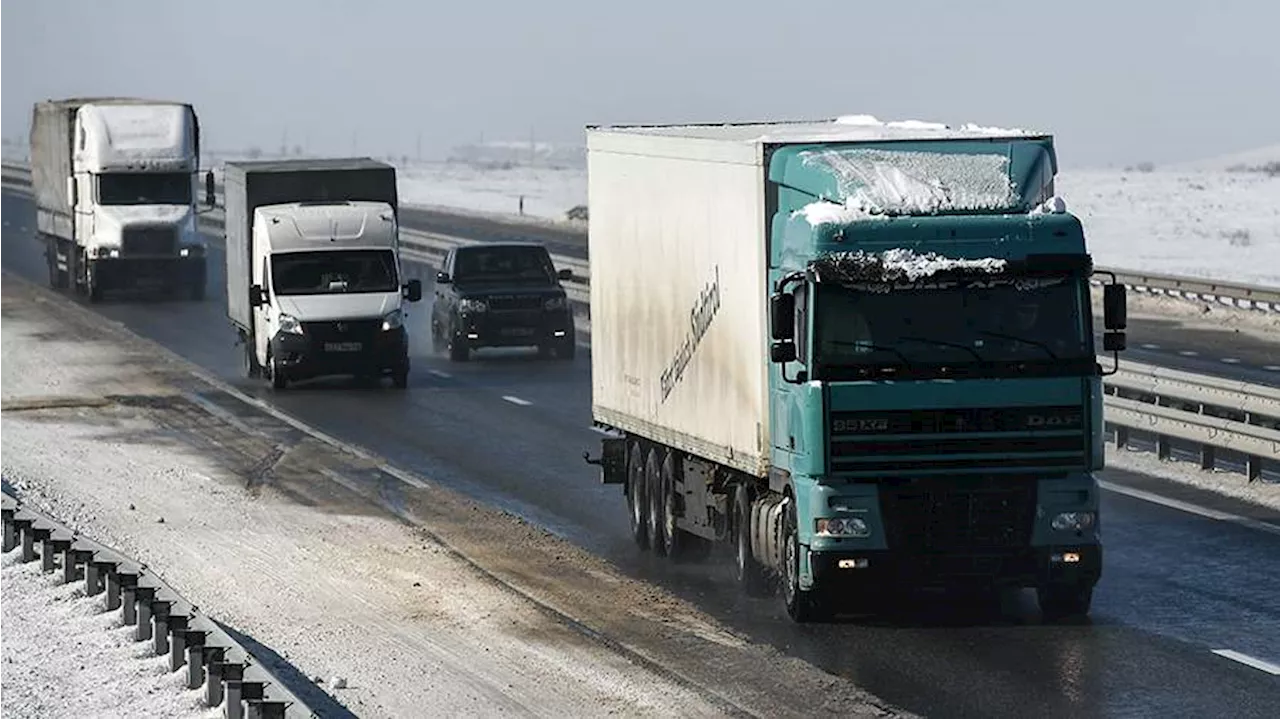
[770,292,795,341]
[435,271,452,285]
[557,268,573,281]
[1103,331,1126,353]
[770,340,797,364]
[249,285,265,307]
[204,171,216,208]
[404,278,423,302]
[1103,283,1127,331]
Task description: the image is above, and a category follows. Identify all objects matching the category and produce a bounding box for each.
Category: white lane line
[1099,480,1280,537]
[1178,350,1199,357]
[1212,649,1280,676]
[1221,357,1242,364]
[502,395,532,406]
[1264,365,1280,372]
[1140,343,1161,350]
[428,369,452,379]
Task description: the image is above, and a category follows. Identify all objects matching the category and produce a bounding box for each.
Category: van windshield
[271,249,399,295]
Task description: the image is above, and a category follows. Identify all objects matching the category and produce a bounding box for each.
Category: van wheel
[243,343,262,379]
[268,353,287,390]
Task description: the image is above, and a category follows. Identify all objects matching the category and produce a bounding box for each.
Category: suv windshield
[271,250,399,296]
[97,172,192,205]
[453,245,556,284]
[813,277,1091,379]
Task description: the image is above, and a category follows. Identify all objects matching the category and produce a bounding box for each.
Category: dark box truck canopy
[30,97,199,242]
[223,157,399,331]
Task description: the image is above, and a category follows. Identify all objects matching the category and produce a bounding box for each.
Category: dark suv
[431,243,577,362]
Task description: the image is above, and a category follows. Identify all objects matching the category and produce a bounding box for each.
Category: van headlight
[382,309,403,331]
[544,296,566,311]
[278,313,304,335]
[459,299,487,314]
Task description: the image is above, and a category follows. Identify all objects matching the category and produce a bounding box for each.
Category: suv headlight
[1051,512,1096,531]
[278,313,304,335]
[459,299,487,314]
[544,296,566,311]
[382,309,403,331]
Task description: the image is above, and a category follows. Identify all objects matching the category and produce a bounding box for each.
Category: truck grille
[121,227,177,256]
[828,406,1087,476]
[486,294,544,312]
[879,476,1037,553]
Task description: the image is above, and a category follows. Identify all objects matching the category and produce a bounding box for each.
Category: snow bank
[812,247,1007,284]
[796,147,1018,223]
[1,549,219,719]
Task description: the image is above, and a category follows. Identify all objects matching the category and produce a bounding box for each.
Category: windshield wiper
[895,335,986,363]
[822,340,914,367]
[977,330,1060,360]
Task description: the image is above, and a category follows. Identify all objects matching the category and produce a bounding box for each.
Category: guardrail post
[62,545,81,584]
[1247,456,1262,482]
[40,535,58,574]
[118,572,139,623]
[247,699,288,719]
[184,630,208,687]
[168,615,189,672]
[135,587,155,641]
[1114,426,1130,449]
[1156,436,1172,460]
[1200,445,1216,470]
[2,510,17,552]
[105,569,123,610]
[86,560,109,596]
[206,656,240,708]
[152,602,172,656]
[18,518,37,563]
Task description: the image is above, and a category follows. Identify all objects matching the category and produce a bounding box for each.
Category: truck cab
[247,200,422,388]
[431,242,576,362]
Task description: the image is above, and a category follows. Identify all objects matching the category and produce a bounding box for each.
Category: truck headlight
[815,517,870,538]
[544,296,566,311]
[278,313,304,335]
[1051,512,1096,531]
[459,299,487,314]
[382,309,403,331]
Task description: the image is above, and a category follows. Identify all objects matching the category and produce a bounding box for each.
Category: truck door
[254,255,272,366]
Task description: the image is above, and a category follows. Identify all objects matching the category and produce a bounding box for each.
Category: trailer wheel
[626,442,649,550]
[46,241,69,290]
[782,499,831,623]
[734,485,771,596]
[658,451,684,559]
[645,450,668,557]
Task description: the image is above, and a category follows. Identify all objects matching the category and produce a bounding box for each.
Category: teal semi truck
[582,117,1126,622]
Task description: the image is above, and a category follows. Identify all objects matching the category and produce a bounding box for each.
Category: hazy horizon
[4,0,1278,169]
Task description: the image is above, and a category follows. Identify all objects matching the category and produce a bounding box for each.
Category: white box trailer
[587,129,772,477]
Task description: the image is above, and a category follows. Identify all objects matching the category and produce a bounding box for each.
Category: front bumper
[457,309,574,348]
[90,255,205,291]
[271,325,408,380]
[809,544,1102,591]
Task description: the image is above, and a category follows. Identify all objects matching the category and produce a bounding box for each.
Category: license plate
[324,342,363,352]
[500,327,535,337]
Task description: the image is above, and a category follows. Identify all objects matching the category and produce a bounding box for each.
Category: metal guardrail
[1,489,316,718]
[1102,358,1280,481]
[4,160,1276,481]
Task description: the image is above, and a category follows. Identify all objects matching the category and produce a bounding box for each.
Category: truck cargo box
[222,158,398,332]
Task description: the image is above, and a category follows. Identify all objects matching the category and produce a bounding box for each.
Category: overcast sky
[3,0,1277,168]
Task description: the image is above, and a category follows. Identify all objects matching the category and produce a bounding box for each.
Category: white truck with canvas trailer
[222,158,423,390]
[29,97,214,302]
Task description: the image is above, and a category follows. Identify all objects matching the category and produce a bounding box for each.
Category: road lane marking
[1099,480,1280,537]
[1140,343,1161,350]
[503,395,532,406]
[1221,357,1242,364]
[1178,350,1199,357]
[1264,366,1280,372]
[1212,649,1280,675]
[428,369,452,379]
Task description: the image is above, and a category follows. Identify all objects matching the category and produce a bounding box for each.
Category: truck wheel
[658,451,683,559]
[645,450,668,557]
[734,485,771,596]
[1038,583,1093,622]
[87,275,104,303]
[626,442,649,550]
[46,244,69,290]
[782,499,831,623]
[448,332,470,362]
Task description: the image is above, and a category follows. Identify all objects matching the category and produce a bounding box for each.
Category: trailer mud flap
[583,436,627,484]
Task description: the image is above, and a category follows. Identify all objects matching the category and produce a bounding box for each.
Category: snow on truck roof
[587,115,1046,144]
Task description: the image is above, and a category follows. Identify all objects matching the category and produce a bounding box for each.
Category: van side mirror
[770,292,795,341]
[557,268,573,281]
[249,285,265,307]
[771,340,797,364]
[404,278,423,302]
[435,271,452,285]
[205,171,216,208]
[1103,283,1127,331]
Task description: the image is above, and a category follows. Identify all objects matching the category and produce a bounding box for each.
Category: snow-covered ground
[1,549,220,719]
[399,161,587,220]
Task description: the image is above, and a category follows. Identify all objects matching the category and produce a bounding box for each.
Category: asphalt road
[4,188,1279,718]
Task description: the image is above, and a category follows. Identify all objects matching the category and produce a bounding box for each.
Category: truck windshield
[453,245,556,285]
[271,250,399,296]
[813,277,1092,379]
[97,172,192,205]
